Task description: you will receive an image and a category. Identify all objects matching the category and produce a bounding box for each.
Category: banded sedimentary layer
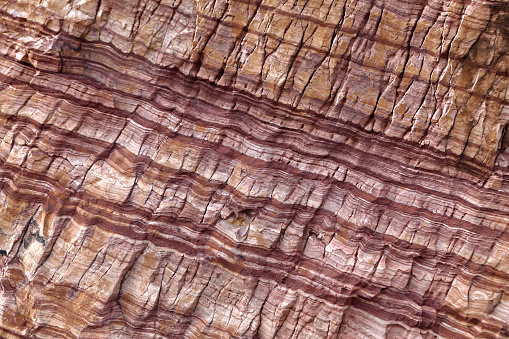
[0,0,508,337]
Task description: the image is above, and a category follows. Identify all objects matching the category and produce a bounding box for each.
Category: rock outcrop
[0,0,508,337]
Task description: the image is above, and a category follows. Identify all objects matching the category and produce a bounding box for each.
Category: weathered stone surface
[0,0,508,337]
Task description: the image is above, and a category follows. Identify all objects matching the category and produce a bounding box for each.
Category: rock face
[0,0,508,337]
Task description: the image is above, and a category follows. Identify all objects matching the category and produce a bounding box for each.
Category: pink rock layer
[0,0,508,338]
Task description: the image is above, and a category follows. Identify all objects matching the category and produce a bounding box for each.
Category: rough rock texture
[0,0,508,337]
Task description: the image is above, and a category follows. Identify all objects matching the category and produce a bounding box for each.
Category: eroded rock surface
[0,0,508,337]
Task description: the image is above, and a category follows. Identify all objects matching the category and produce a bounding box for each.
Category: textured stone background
[0,0,508,337]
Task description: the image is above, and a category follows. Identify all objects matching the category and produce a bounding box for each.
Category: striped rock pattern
[0,0,508,337]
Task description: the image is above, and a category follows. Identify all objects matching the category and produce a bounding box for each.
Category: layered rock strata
[0,0,508,337]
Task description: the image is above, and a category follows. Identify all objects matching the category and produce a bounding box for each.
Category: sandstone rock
[0,0,508,337]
